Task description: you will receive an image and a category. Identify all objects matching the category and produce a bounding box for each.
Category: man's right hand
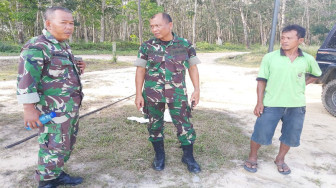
[135,95,144,111]
[253,102,264,117]
[23,104,42,129]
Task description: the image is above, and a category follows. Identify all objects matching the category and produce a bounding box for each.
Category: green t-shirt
[257,49,322,107]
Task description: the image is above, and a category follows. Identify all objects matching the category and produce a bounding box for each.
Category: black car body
[316,24,336,116]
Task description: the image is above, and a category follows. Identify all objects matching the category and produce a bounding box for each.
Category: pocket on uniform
[38,133,63,150]
[42,123,62,134]
[173,62,186,72]
[187,103,193,118]
[47,56,73,78]
[146,61,161,71]
[174,53,189,62]
[143,101,149,118]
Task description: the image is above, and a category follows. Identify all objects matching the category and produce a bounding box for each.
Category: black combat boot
[152,140,165,171]
[38,179,57,188]
[38,171,83,188]
[56,171,83,186]
[181,144,201,173]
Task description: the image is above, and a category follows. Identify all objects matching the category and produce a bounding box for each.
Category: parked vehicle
[316,24,336,116]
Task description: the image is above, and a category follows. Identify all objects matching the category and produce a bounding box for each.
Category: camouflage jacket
[135,33,201,103]
[17,29,83,113]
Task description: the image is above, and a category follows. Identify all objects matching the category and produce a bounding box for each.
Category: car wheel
[322,79,336,116]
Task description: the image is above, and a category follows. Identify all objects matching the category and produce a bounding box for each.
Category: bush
[196,42,216,50]
[0,42,21,53]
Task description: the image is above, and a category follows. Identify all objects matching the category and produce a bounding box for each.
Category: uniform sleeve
[257,54,270,81]
[134,43,148,68]
[306,55,322,77]
[187,42,201,66]
[17,48,44,104]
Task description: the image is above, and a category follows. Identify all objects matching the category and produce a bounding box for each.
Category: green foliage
[70,41,139,51]
[0,42,21,53]
[196,42,246,51]
[124,0,163,40]
[301,45,319,57]
[217,44,320,68]
[311,24,330,35]
[129,34,139,42]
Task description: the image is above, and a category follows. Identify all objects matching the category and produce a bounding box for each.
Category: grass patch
[84,59,133,73]
[73,50,138,56]
[0,59,132,81]
[216,52,264,68]
[0,59,18,81]
[15,104,273,187]
[196,42,247,52]
[303,176,322,187]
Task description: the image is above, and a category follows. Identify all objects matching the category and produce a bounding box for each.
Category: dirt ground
[0,52,335,187]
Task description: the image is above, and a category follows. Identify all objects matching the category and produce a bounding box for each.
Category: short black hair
[44,6,72,20]
[151,13,172,23]
[282,24,306,39]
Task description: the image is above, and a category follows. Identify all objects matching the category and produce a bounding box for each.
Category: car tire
[322,79,336,116]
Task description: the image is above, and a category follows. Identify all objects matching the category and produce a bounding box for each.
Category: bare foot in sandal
[244,160,258,173]
[274,161,291,175]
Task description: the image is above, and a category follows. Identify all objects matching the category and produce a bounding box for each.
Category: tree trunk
[120,7,127,41]
[100,0,106,42]
[75,14,80,40]
[192,0,197,45]
[16,2,24,44]
[280,0,287,30]
[305,0,310,44]
[93,23,96,43]
[35,10,39,36]
[8,21,16,41]
[83,16,89,43]
[41,10,45,26]
[111,18,115,42]
[211,0,222,45]
[138,0,143,44]
[258,13,266,46]
[239,5,249,49]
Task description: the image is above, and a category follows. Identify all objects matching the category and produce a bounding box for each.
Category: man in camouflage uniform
[17,7,85,188]
[135,13,201,173]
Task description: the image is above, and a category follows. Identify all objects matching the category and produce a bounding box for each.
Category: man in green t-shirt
[244,25,322,175]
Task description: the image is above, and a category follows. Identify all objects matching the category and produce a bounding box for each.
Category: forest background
[0,0,335,54]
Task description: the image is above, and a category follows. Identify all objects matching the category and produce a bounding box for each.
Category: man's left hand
[77,61,86,74]
[190,90,200,108]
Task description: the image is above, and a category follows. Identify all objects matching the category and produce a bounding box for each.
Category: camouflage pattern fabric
[35,111,79,181]
[144,101,196,146]
[16,29,83,181]
[138,33,197,103]
[17,29,83,113]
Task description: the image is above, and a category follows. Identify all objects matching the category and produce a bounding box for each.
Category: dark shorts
[251,106,306,147]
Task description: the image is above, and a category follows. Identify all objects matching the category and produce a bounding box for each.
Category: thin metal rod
[4,94,135,149]
[268,0,280,52]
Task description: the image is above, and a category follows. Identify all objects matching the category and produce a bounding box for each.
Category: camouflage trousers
[144,101,196,145]
[35,111,79,181]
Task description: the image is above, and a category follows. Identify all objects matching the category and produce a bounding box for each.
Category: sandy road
[0,52,335,187]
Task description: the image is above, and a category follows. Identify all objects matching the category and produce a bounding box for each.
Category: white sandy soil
[0,52,335,187]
